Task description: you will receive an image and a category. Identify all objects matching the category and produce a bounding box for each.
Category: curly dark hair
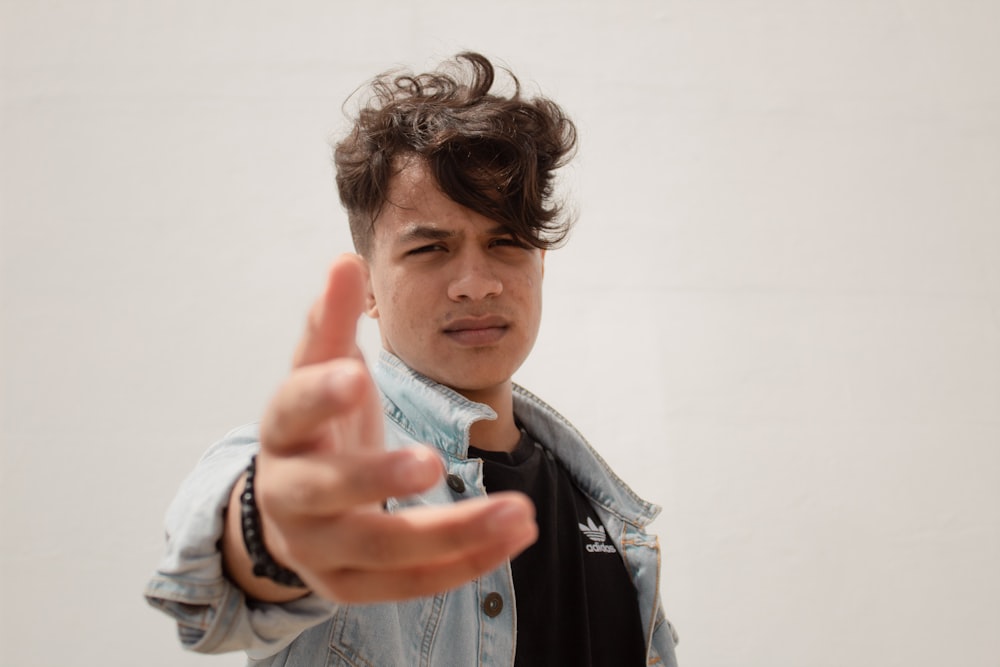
[334,52,578,257]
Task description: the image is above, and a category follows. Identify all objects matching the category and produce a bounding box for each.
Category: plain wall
[2,1,997,665]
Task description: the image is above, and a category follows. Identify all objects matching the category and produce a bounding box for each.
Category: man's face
[364,159,544,399]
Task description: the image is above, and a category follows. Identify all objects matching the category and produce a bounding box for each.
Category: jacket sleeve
[144,424,335,657]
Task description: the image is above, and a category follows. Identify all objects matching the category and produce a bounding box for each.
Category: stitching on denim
[418,592,447,666]
[511,382,659,522]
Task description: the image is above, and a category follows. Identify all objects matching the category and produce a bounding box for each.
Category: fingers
[293,254,369,368]
[264,254,383,458]
[288,492,535,571]
[312,537,528,604]
[251,446,536,606]
[292,493,538,604]
[259,447,447,517]
[261,357,378,455]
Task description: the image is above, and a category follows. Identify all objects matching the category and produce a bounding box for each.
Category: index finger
[293,254,369,368]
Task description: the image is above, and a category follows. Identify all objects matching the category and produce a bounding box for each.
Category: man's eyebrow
[393,223,518,245]
[393,223,518,244]
[394,225,456,244]
[487,223,516,236]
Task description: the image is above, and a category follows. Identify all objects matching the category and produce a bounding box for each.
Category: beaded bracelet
[240,455,306,588]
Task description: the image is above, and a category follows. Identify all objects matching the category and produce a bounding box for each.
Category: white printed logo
[578,517,617,553]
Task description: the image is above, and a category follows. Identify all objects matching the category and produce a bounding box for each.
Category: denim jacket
[146,351,678,666]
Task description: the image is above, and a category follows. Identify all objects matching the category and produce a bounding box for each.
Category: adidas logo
[578,517,617,553]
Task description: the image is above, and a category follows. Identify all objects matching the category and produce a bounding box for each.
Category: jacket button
[482,592,503,617]
[446,474,466,494]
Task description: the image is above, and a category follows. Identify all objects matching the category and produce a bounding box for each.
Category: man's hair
[334,52,578,257]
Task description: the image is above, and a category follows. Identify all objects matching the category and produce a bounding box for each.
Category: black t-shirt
[469,429,646,667]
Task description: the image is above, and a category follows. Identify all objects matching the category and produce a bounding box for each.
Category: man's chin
[392,348,528,398]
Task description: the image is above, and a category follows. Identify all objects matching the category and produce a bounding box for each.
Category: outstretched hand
[223,254,537,604]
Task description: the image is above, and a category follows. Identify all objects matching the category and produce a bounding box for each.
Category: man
[146,52,679,666]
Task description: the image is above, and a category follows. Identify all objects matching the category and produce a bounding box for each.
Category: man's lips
[443,315,509,332]
[442,316,510,345]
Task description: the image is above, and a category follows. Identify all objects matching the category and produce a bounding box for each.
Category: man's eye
[407,244,444,255]
[492,237,526,248]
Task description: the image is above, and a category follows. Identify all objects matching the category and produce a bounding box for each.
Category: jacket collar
[373,350,495,459]
[373,350,661,527]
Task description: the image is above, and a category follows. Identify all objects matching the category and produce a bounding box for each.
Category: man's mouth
[442,316,510,346]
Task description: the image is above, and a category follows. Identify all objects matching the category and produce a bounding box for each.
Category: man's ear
[362,258,379,319]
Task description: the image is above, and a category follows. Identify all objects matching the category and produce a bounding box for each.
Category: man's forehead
[376,161,514,241]
[386,156,436,199]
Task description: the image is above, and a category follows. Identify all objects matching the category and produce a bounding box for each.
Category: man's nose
[447,253,503,301]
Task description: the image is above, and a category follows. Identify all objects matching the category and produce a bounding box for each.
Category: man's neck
[461,382,521,453]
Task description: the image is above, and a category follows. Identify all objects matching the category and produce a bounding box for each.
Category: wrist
[240,455,307,589]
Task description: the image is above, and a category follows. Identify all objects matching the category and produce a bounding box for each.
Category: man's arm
[220,254,537,604]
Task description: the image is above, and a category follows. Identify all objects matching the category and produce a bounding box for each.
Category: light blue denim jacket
[146,351,679,666]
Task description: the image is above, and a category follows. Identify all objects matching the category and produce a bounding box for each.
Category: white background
[2,1,998,666]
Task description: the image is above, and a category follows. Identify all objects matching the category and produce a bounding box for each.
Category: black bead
[239,454,306,589]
